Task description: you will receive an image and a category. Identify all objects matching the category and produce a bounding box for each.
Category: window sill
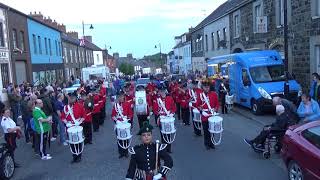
[233,36,240,39]
[312,16,320,20]
[276,25,284,28]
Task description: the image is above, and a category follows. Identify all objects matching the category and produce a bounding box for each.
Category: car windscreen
[137,79,150,84]
[249,65,293,83]
[302,126,320,150]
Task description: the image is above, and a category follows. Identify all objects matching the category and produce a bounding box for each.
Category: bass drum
[135,90,147,115]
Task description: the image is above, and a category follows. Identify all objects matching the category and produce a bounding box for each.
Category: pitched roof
[84,40,102,51]
[61,33,79,45]
[192,0,248,33]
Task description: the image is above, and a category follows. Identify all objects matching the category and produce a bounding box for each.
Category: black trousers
[117,141,128,156]
[181,107,190,125]
[5,133,17,161]
[37,132,49,157]
[99,105,106,125]
[92,113,100,132]
[70,143,82,161]
[220,95,228,114]
[203,121,214,147]
[154,114,159,126]
[159,124,172,153]
[253,126,272,145]
[176,103,181,120]
[191,111,202,136]
[82,122,93,143]
[137,114,149,129]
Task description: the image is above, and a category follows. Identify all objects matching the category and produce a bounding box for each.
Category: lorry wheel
[0,152,15,179]
[251,99,262,115]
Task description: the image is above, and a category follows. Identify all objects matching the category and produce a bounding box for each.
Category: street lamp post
[155,43,163,72]
[283,0,289,98]
[82,21,94,68]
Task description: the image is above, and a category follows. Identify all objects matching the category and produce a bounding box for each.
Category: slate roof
[84,40,102,51]
[61,33,79,45]
[192,0,249,33]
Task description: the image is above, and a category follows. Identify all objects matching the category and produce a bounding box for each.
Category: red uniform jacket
[100,86,107,104]
[79,100,92,123]
[146,82,156,93]
[60,102,85,124]
[93,94,101,114]
[111,102,134,122]
[200,91,219,122]
[153,96,176,116]
[125,94,135,108]
[180,90,191,109]
[191,88,203,109]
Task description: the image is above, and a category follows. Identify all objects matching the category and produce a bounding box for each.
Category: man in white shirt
[1,108,22,167]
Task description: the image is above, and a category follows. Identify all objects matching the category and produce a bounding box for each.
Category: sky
[2,0,226,58]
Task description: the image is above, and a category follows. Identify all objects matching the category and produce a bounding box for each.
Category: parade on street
[0,0,319,180]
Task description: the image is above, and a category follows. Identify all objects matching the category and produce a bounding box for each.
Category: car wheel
[288,161,304,180]
[0,152,15,179]
[251,99,262,115]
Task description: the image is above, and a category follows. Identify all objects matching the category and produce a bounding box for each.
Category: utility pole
[283,0,289,98]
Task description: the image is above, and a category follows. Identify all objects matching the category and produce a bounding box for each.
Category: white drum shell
[116,122,132,140]
[225,95,234,105]
[135,91,147,115]
[208,116,223,134]
[67,126,84,144]
[160,116,176,134]
[192,109,201,122]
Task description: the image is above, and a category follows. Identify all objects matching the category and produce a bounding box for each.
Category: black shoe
[71,160,77,164]
[244,138,254,147]
[205,146,211,150]
[14,163,21,168]
[210,145,215,149]
[118,155,124,159]
[76,158,81,163]
[125,154,129,158]
[88,142,93,144]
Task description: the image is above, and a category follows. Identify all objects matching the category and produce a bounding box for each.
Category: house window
[19,31,25,51]
[205,34,208,52]
[234,14,240,37]
[211,33,215,50]
[55,40,58,55]
[44,38,48,55]
[316,45,320,73]
[253,2,263,32]
[0,22,4,47]
[1,64,9,87]
[12,29,18,49]
[70,49,73,63]
[223,28,227,41]
[48,38,52,55]
[32,34,37,54]
[217,30,221,49]
[59,42,62,56]
[64,47,68,63]
[276,0,284,27]
[38,36,42,54]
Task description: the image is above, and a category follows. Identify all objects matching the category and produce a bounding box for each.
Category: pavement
[8,102,288,180]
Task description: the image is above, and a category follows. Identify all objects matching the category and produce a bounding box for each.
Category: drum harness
[157,98,170,116]
[64,105,81,126]
[114,102,132,149]
[200,93,223,145]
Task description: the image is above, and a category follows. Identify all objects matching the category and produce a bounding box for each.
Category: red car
[281,121,320,180]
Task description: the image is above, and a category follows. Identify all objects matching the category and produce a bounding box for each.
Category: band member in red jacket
[173,80,183,121]
[61,94,85,163]
[124,83,135,110]
[180,83,191,126]
[153,86,176,153]
[111,91,134,158]
[199,80,219,150]
[79,93,94,144]
[99,82,107,125]
[190,80,203,136]
[92,90,101,132]
[146,81,156,94]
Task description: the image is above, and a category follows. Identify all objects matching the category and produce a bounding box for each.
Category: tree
[119,63,135,75]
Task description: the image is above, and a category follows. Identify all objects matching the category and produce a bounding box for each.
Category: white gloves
[66,123,72,128]
[188,102,192,107]
[147,116,151,120]
[74,121,80,126]
[153,173,162,180]
[149,112,153,116]
[88,102,92,107]
[202,111,210,117]
[168,113,174,117]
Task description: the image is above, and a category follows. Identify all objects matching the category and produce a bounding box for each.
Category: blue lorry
[207,50,302,114]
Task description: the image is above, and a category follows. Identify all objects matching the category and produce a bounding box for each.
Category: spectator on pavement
[1,108,22,167]
[33,99,53,160]
[21,95,33,143]
[297,94,320,122]
[9,86,22,123]
[310,73,320,104]
[55,93,68,146]
[309,72,319,99]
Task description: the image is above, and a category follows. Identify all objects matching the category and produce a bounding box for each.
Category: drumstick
[155,140,160,174]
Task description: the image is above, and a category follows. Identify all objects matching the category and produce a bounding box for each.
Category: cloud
[1,0,226,24]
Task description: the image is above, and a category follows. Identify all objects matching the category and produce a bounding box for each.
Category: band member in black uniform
[218,78,230,114]
[126,122,173,180]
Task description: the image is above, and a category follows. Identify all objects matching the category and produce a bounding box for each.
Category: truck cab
[208,50,301,115]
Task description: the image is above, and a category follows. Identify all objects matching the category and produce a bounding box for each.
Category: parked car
[136,78,150,89]
[63,84,81,94]
[281,121,320,180]
[0,143,15,179]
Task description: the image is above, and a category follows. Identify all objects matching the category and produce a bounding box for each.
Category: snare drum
[116,121,132,149]
[208,116,223,145]
[159,116,176,144]
[135,91,147,115]
[67,126,84,144]
[225,94,234,110]
[160,116,176,134]
[192,108,202,130]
